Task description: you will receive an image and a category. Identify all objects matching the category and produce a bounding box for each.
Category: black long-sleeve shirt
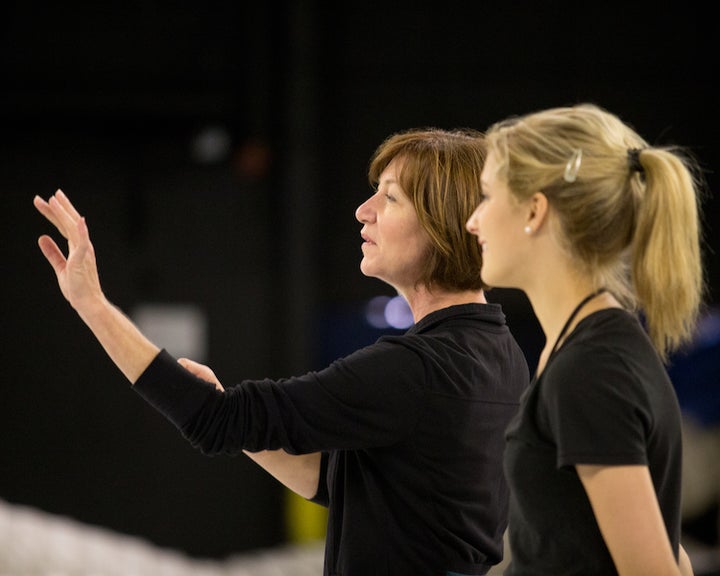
[133,303,529,576]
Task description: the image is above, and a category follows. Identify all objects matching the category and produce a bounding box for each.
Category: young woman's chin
[479,265,511,292]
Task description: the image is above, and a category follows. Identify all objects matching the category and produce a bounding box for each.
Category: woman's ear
[525,191,549,234]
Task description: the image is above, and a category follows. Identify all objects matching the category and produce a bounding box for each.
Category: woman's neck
[528,282,621,376]
[402,287,487,324]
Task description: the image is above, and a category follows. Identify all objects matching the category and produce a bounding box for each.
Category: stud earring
[524,226,532,234]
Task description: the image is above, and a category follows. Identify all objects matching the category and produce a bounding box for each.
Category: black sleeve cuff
[133,349,217,431]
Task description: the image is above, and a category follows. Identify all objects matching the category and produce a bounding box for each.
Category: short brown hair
[368,128,487,292]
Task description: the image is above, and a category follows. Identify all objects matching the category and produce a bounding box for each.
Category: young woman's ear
[524,191,549,235]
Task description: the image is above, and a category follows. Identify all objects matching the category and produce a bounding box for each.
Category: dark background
[2,1,717,560]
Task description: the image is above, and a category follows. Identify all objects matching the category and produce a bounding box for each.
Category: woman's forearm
[77,295,160,384]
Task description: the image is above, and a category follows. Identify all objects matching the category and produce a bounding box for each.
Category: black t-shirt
[504,308,683,575]
[134,303,530,576]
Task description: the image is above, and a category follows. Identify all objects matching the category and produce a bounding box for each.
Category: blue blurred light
[365,296,391,328]
[385,295,413,329]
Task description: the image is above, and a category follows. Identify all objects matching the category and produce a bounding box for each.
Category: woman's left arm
[577,464,692,576]
[177,357,322,499]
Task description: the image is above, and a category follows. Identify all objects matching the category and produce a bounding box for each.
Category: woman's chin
[359,261,376,277]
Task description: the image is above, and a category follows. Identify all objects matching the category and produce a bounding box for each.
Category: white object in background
[132,303,208,362]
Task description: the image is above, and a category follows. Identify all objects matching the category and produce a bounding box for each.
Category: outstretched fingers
[34,190,99,306]
[33,189,83,240]
[53,189,83,221]
[34,190,94,256]
[48,192,83,245]
[33,194,65,237]
[37,234,67,274]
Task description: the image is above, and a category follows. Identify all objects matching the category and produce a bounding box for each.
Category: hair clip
[627,148,645,175]
[563,148,583,183]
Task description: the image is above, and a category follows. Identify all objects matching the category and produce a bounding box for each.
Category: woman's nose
[355,196,375,223]
[466,211,477,234]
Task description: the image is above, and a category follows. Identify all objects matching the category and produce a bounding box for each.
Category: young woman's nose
[466,209,478,234]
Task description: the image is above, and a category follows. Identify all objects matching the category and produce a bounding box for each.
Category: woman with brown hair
[34,128,529,576]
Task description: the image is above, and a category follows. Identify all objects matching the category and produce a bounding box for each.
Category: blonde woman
[466,104,704,575]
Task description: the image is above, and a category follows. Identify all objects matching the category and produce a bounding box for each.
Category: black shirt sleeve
[133,349,219,430]
[132,342,426,456]
[540,342,651,468]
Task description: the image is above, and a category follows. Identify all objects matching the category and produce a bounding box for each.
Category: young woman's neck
[526,276,620,376]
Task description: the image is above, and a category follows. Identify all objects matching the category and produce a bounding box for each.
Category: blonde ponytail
[632,148,704,359]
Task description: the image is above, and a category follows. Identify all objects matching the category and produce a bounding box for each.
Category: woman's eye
[385,193,396,202]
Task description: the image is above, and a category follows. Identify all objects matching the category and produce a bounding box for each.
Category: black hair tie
[628,148,645,175]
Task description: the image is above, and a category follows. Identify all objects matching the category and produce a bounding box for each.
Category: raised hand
[33,190,104,313]
[34,189,160,383]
